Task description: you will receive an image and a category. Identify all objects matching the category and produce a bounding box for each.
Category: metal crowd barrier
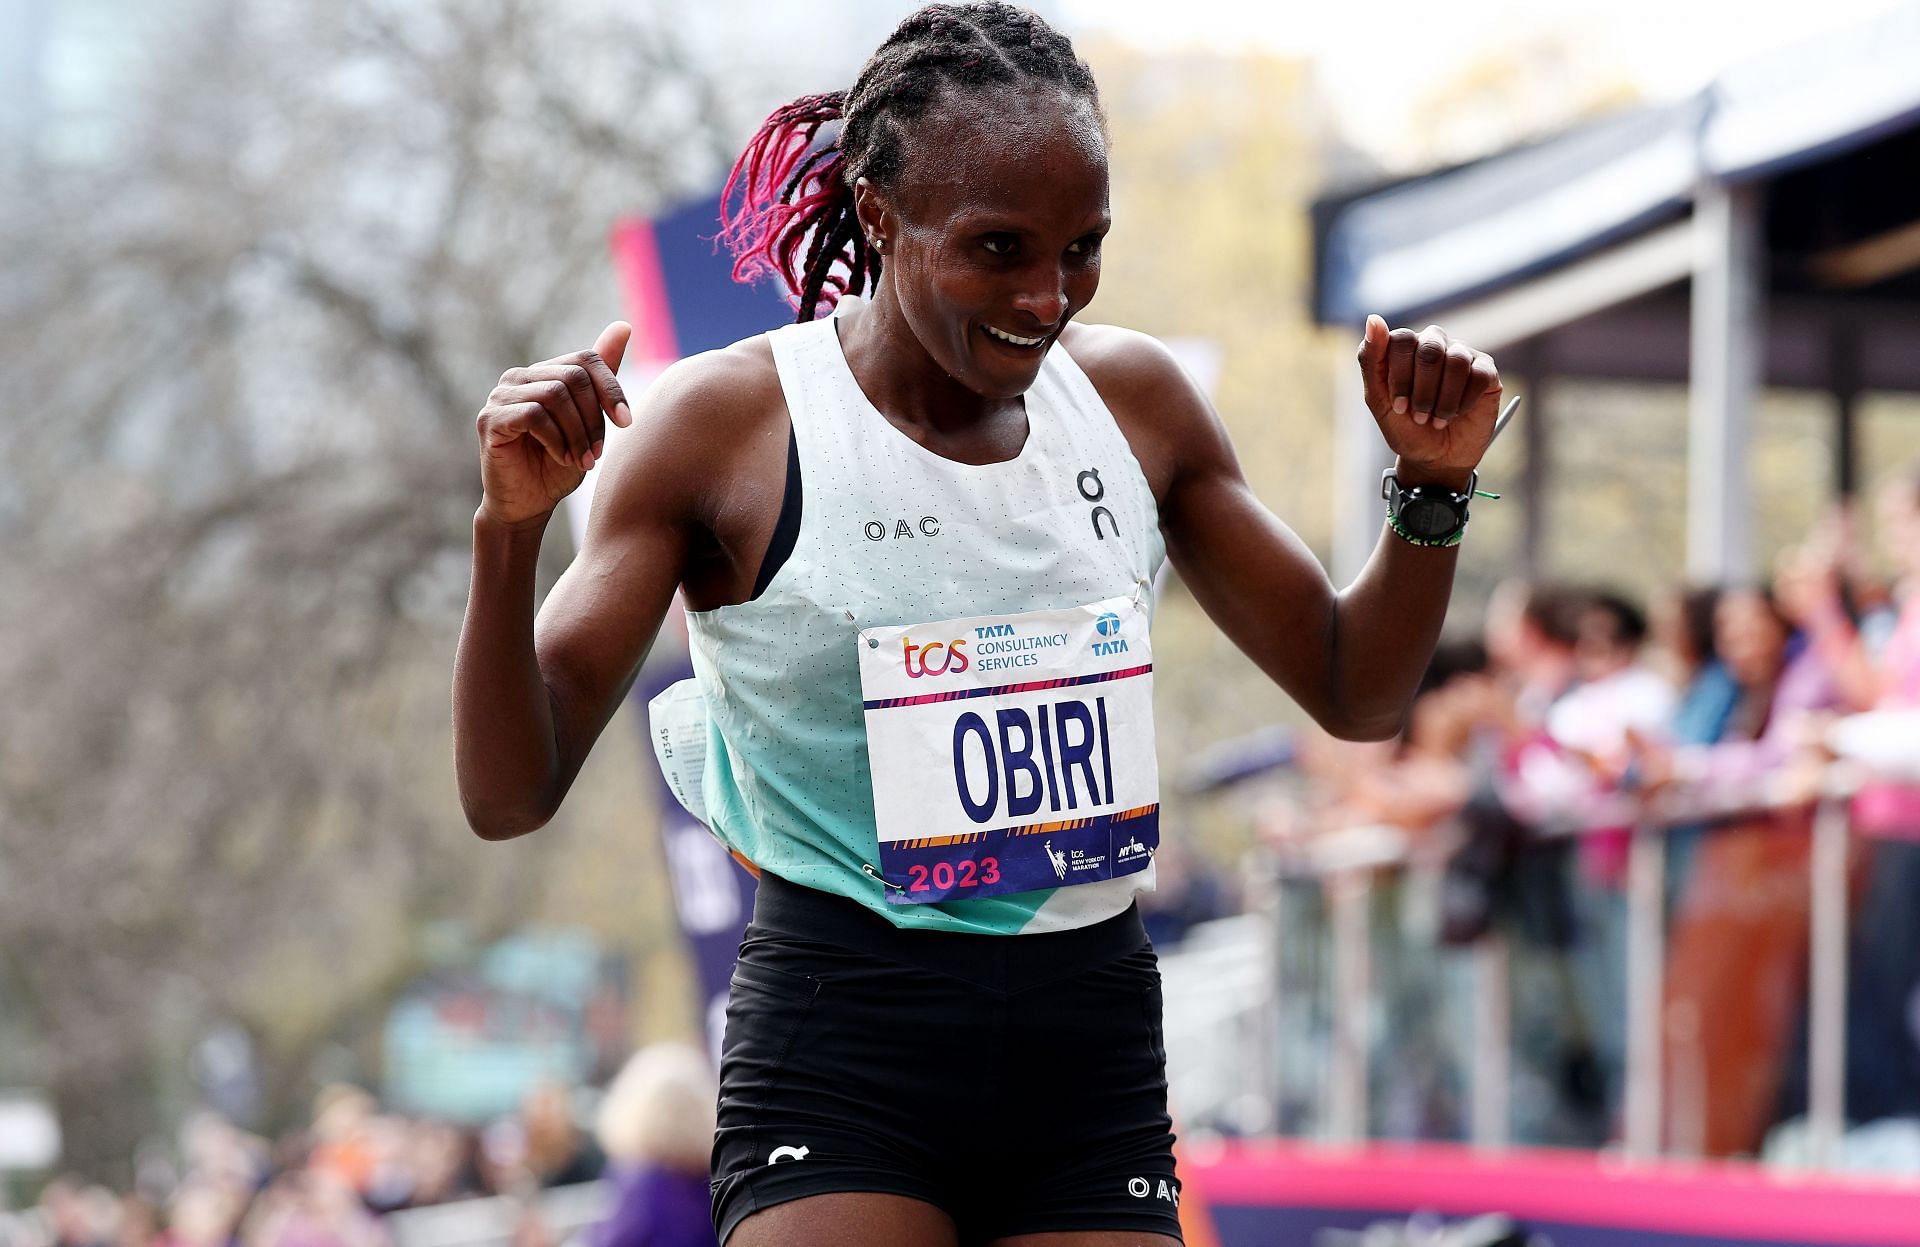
[1230,759,1906,1168]
[385,1181,609,1247]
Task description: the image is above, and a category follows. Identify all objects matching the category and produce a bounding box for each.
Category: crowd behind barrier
[0,1044,720,1247]
[1242,463,1920,1169]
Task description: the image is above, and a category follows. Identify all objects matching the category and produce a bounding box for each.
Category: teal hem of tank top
[698,722,1058,936]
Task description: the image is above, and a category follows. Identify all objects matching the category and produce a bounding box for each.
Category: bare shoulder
[636,335,784,451]
[1059,322,1184,391]
[1058,322,1226,503]
[594,334,787,520]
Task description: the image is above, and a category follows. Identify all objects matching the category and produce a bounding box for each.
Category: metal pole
[1624,822,1667,1159]
[1829,321,1862,500]
[1510,341,1547,580]
[1328,870,1373,1143]
[1808,795,1851,1166]
[1686,179,1763,583]
[1248,859,1281,1136]
[1470,931,1511,1150]
[1270,866,1288,1136]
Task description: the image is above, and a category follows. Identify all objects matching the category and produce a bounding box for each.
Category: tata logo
[977,624,1015,639]
[903,636,969,678]
[1092,618,1129,657]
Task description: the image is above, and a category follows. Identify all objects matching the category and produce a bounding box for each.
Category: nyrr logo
[1118,837,1148,862]
[902,636,969,678]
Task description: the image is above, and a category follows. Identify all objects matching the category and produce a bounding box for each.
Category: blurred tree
[0,0,732,1181]
[1395,22,1640,169]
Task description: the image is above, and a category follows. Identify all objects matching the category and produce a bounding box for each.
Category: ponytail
[717,92,878,323]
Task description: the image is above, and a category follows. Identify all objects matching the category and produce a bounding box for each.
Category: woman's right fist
[475,321,633,528]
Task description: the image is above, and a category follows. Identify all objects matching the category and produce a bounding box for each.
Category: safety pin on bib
[862,863,907,892]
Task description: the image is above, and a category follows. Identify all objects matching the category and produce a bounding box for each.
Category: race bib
[858,596,1159,905]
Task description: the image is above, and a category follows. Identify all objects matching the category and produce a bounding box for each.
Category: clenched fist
[475,321,633,528]
[1356,314,1501,480]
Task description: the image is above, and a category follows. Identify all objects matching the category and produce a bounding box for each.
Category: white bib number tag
[857,596,1158,905]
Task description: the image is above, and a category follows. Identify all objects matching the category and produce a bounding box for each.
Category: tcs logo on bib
[903,637,970,678]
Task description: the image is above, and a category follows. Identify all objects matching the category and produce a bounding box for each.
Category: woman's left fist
[1356,314,1501,474]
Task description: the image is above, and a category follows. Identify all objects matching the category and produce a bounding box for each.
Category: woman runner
[454,5,1504,1245]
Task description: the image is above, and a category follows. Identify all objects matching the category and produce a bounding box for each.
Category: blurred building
[1312,6,1920,585]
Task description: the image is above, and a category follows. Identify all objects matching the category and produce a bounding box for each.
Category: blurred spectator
[1139,840,1232,949]
[398,1122,479,1209]
[1552,593,1677,774]
[1651,585,1741,747]
[1659,586,1834,1155]
[156,1180,244,1247]
[114,1197,158,1247]
[591,1044,718,1247]
[1553,591,1678,895]
[1484,579,1582,728]
[1839,467,1920,1121]
[520,1082,604,1189]
[1547,591,1677,1126]
[1340,640,1488,836]
[1774,465,1920,1125]
[1648,585,1740,897]
[239,1171,384,1247]
[178,1115,270,1200]
[353,1117,417,1215]
[38,1179,111,1247]
[305,1089,378,1201]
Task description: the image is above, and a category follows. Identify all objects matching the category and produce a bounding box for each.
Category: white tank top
[679,300,1166,934]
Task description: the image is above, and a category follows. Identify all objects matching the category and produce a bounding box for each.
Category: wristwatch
[1381,468,1475,548]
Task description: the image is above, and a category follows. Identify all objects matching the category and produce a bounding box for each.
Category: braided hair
[718,2,1102,323]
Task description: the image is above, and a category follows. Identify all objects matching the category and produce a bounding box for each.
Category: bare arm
[453,335,753,839]
[1071,318,1500,741]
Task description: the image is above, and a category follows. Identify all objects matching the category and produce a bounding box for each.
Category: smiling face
[855,83,1110,401]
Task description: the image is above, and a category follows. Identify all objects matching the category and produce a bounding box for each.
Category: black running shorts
[710,873,1183,1245]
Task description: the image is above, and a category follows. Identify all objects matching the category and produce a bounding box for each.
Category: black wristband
[1381,469,1475,548]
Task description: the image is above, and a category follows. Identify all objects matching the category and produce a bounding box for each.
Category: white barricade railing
[0,1184,608,1247]
[1157,913,1278,1134]
[1260,750,1920,1169]
[385,1181,610,1247]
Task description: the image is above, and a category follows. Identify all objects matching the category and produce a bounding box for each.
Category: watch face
[1402,492,1463,538]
